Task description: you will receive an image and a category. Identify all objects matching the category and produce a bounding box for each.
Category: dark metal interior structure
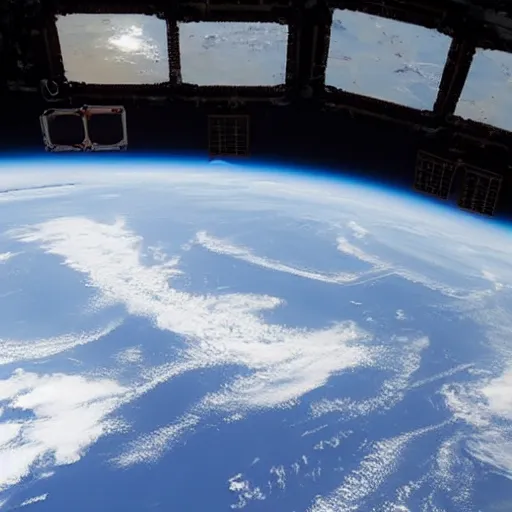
[1,0,512,215]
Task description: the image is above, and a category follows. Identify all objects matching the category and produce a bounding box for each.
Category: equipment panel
[40,105,128,152]
[458,165,502,216]
[414,150,457,200]
[208,115,250,157]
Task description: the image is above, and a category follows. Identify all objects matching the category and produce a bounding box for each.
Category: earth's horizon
[0,159,511,512]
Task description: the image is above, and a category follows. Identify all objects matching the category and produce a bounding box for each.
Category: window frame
[46,2,176,94]
[173,5,297,99]
[45,0,298,100]
[176,19,291,90]
[322,7,453,112]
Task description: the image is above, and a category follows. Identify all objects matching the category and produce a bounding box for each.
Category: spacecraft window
[326,9,451,110]
[178,21,288,86]
[56,13,170,84]
[456,48,512,132]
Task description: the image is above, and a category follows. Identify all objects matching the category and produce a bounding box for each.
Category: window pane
[455,48,512,131]
[56,14,169,84]
[179,22,288,86]
[326,9,451,110]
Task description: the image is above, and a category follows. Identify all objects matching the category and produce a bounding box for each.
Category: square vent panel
[414,151,457,199]
[208,115,250,157]
[40,105,128,152]
[458,166,502,216]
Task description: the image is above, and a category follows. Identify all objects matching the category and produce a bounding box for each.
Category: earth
[0,159,511,511]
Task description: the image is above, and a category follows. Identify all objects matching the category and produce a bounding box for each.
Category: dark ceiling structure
[1,0,512,215]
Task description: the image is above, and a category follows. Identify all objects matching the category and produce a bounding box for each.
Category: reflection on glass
[56,14,169,84]
[456,48,512,132]
[179,22,288,86]
[326,10,451,110]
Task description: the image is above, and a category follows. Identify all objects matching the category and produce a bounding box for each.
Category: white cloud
[115,346,143,365]
[12,217,377,419]
[441,366,512,480]
[395,310,406,321]
[38,471,54,480]
[442,383,488,428]
[147,245,169,264]
[308,422,448,512]
[0,252,18,263]
[0,321,122,366]
[302,424,328,437]
[430,433,473,508]
[336,237,384,268]
[228,473,245,491]
[313,431,352,451]
[481,269,504,291]
[0,186,77,204]
[335,237,480,300]
[200,321,375,412]
[224,413,244,423]
[228,473,265,509]
[0,356,202,493]
[6,216,386,473]
[305,465,322,481]
[270,465,286,490]
[444,368,512,429]
[112,414,199,468]
[481,368,512,420]
[347,221,368,239]
[6,165,512,297]
[195,231,378,285]
[467,431,512,480]
[311,336,429,420]
[409,363,473,390]
[0,422,23,447]
[0,369,127,493]
[20,494,48,507]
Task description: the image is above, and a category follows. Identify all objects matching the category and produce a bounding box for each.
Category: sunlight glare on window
[326,9,451,110]
[56,14,169,84]
[455,48,512,132]
[179,22,288,86]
